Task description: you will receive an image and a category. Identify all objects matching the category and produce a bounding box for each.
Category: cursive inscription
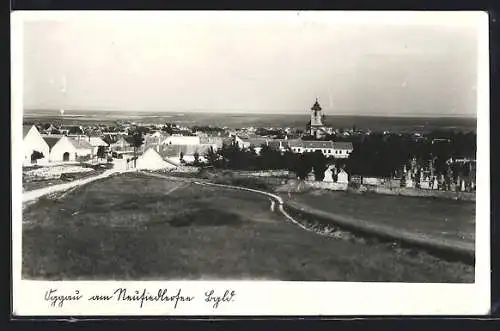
[44,289,83,307]
[44,288,237,310]
[204,289,236,308]
[113,288,194,308]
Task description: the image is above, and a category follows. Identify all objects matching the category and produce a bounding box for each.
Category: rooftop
[288,140,353,150]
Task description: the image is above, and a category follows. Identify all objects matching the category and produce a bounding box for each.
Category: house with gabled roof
[68,137,93,157]
[135,147,178,170]
[86,136,109,155]
[41,135,93,162]
[42,135,76,162]
[109,135,136,153]
[23,125,50,165]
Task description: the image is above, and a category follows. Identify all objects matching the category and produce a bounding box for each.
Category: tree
[131,133,144,167]
[68,126,83,135]
[259,144,281,170]
[193,151,200,166]
[205,146,219,167]
[311,150,328,181]
[97,146,106,162]
[30,150,44,164]
[295,153,312,180]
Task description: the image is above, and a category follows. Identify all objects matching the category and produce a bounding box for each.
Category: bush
[76,155,91,162]
[60,173,77,181]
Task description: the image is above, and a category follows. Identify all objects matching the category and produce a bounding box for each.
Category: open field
[287,190,475,245]
[22,172,473,282]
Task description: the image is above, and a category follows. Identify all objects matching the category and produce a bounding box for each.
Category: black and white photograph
[11,11,490,316]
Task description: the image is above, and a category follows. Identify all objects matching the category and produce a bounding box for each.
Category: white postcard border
[11,10,491,316]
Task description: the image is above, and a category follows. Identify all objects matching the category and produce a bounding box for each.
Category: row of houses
[23,125,108,165]
[234,135,353,158]
[24,122,354,167]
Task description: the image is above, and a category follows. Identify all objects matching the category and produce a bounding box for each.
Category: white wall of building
[162,135,200,145]
[49,136,78,162]
[23,126,50,166]
[337,170,349,184]
[289,146,352,158]
[75,147,93,157]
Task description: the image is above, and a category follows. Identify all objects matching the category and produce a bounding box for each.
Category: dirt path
[139,171,475,264]
[22,160,135,205]
[139,171,311,232]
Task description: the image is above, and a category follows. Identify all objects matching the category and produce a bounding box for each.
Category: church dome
[311,99,322,111]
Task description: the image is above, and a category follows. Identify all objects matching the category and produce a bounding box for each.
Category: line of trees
[344,131,476,178]
[203,143,334,181]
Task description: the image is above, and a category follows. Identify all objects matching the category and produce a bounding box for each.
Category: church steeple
[309,98,325,138]
[311,98,322,112]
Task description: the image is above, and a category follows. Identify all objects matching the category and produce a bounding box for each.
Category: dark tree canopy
[97,146,107,160]
[30,150,44,163]
[311,150,328,181]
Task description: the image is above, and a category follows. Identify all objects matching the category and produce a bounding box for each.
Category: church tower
[309,98,325,138]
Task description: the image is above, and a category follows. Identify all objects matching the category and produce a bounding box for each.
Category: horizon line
[23,108,477,119]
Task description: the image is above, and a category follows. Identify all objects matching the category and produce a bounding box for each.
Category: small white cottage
[46,136,77,162]
[23,125,50,165]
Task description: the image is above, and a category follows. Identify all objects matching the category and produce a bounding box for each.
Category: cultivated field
[22,172,473,282]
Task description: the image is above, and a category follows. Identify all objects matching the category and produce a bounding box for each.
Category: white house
[136,148,178,170]
[87,136,109,155]
[43,135,93,162]
[68,137,93,158]
[288,140,353,158]
[200,136,224,151]
[45,136,77,162]
[140,132,169,153]
[161,135,200,146]
[23,125,50,165]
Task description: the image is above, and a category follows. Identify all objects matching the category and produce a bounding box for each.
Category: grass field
[288,190,475,245]
[22,172,473,282]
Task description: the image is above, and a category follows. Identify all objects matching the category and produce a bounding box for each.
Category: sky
[20,11,483,116]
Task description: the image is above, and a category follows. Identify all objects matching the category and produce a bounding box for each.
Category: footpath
[22,160,133,204]
[143,171,475,263]
[21,168,475,264]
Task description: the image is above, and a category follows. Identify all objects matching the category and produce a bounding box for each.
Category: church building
[308,98,327,138]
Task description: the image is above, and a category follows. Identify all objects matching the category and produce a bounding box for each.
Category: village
[22,99,476,197]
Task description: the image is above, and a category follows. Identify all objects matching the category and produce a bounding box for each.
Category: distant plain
[23,109,477,133]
